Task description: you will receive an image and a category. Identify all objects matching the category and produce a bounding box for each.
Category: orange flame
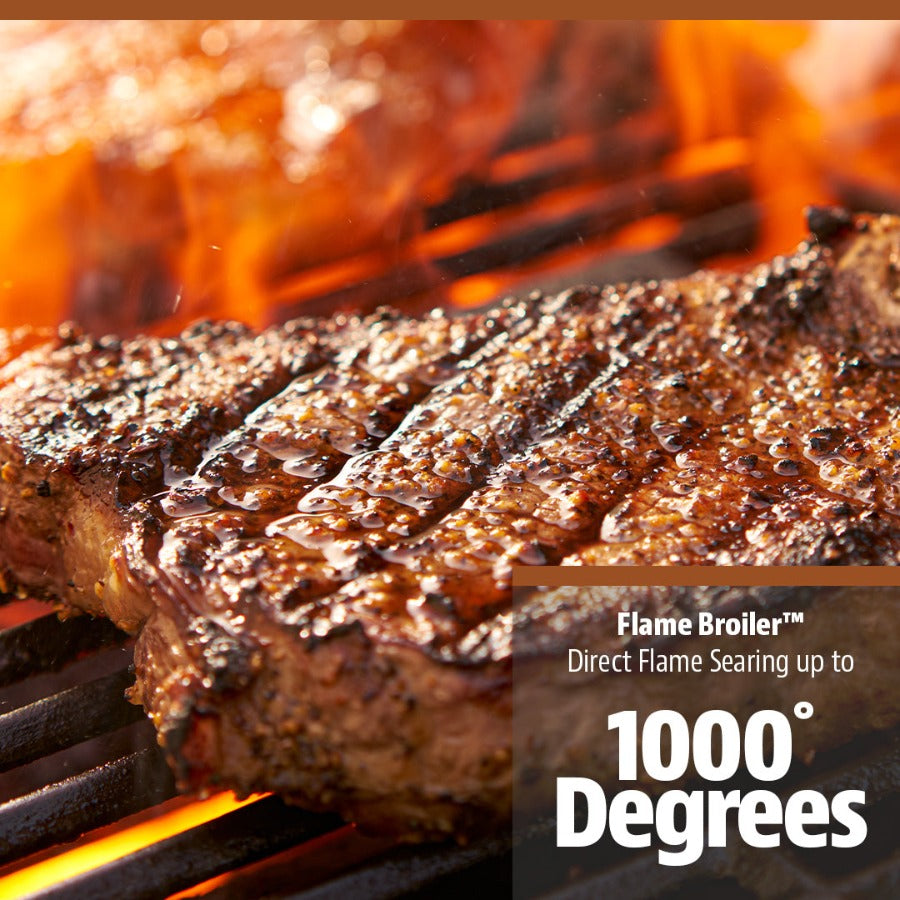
[0,792,263,898]
[0,20,553,335]
[1,21,899,337]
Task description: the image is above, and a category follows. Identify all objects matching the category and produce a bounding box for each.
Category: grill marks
[322,303,688,650]
[159,303,533,522]
[292,230,898,661]
[271,292,611,546]
[151,288,616,616]
[319,270,816,652]
[0,317,347,614]
[143,298,551,611]
[0,318,333,497]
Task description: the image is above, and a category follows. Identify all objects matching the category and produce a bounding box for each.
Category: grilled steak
[1,208,899,838]
[0,316,337,626]
[0,302,531,627]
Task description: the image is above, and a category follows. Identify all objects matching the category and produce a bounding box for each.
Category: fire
[0,21,898,337]
[0,20,552,335]
[659,20,830,259]
[0,792,263,897]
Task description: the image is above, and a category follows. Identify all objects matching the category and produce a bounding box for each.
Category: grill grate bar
[426,114,673,230]
[287,833,513,900]
[0,747,174,866]
[541,849,730,900]
[431,163,750,283]
[0,615,125,689]
[794,732,900,800]
[29,795,343,900]
[0,667,143,773]
[282,157,752,320]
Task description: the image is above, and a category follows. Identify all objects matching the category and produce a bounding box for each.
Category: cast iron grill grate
[0,597,897,899]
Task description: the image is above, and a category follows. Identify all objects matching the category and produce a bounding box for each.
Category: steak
[0,315,342,627]
[1,208,899,838]
[0,302,532,626]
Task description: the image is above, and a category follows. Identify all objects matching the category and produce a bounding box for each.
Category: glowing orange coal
[0,597,48,629]
[0,792,263,897]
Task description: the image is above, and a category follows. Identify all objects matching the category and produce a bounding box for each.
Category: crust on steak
[1,208,899,838]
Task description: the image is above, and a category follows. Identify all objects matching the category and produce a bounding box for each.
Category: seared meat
[0,326,53,369]
[0,301,529,627]
[1,208,899,838]
[146,287,616,616]
[0,316,338,626]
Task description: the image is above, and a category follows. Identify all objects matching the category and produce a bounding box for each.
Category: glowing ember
[0,792,263,897]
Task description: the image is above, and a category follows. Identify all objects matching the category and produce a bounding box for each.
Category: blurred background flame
[0,20,897,336]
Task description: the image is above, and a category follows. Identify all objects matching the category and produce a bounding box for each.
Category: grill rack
[1,599,898,899]
[0,603,524,899]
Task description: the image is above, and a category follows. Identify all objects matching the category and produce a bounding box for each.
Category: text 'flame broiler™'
[0,18,899,897]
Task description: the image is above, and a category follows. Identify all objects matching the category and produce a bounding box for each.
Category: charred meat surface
[0,300,534,626]
[1,209,899,838]
[0,313,356,626]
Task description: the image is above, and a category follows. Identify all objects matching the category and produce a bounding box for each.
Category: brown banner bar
[16,6,893,18]
[512,566,900,587]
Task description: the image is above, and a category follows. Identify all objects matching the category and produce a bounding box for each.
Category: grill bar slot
[0,615,124,689]
[0,747,174,866]
[280,153,753,319]
[290,833,513,900]
[0,667,143,773]
[31,796,343,900]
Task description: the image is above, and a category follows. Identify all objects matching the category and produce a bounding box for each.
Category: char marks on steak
[0,316,328,624]
[0,209,898,838]
[152,286,616,617]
